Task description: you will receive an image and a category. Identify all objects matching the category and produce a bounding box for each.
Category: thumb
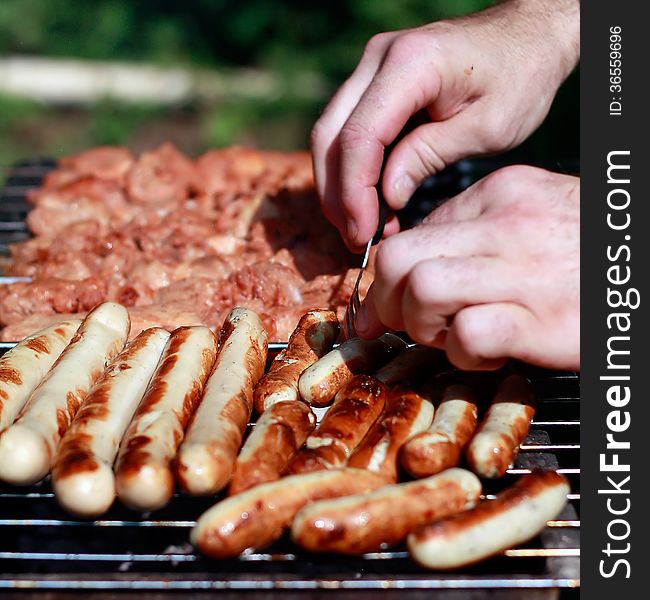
[382,111,482,209]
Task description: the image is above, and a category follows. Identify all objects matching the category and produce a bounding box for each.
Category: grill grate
[0,368,580,592]
[0,160,580,595]
[0,162,46,256]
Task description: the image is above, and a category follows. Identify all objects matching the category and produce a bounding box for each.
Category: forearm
[476,0,580,85]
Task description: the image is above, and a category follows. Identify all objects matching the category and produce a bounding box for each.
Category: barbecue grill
[0,160,580,598]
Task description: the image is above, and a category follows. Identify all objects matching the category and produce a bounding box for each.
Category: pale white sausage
[466,375,536,478]
[254,309,338,413]
[52,328,170,516]
[114,326,218,511]
[0,319,81,432]
[0,302,129,485]
[400,384,478,478]
[228,400,315,495]
[298,333,407,407]
[175,308,267,496]
[347,387,434,482]
[373,345,444,386]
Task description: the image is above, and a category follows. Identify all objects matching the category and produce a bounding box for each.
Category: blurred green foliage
[0,0,490,74]
[0,0,577,165]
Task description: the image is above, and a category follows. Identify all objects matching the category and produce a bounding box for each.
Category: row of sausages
[188,312,568,566]
[0,302,568,568]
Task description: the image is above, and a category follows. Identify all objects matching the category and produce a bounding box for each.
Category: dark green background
[0,0,577,164]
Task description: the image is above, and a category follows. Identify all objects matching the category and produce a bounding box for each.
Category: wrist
[473,0,579,88]
[513,0,580,83]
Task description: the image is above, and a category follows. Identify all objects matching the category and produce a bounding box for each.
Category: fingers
[361,284,541,372]
[359,251,516,340]
[337,55,444,247]
[312,33,399,239]
[420,164,541,227]
[357,164,579,372]
[445,303,538,370]
[369,221,495,330]
[400,257,518,345]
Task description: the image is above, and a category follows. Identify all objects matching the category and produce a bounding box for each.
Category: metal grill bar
[0,491,583,501]
[0,548,581,562]
[507,468,579,475]
[519,444,579,450]
[0,577,581,592]
[504,549,580,558]
[0,222,27,231]
[0,518,582,528]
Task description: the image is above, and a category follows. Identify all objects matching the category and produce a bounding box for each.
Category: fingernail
[393,175,415,207]
[347,220,359,244]
[355,304,369,335]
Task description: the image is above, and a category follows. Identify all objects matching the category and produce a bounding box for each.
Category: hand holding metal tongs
[341,115,429,339]
[344,195,389,339]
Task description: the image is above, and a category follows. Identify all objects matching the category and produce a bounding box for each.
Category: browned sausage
[400,384,479,478]
[287,375,387,474]
[347,387,434,482]
[408,471,569,569]
[175,308,267,496]
[52,328,170,516]
[228,400,315,495]
[466,375,536,478]
[253,310,339,413]
[114,326,218,511]
[298,333,407,407]
[0,303,129,485]
[191,467,387,558]
[0,319,81,432]
[291,468,481,554]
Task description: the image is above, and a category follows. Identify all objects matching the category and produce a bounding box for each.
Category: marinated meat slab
[0,144,372,341]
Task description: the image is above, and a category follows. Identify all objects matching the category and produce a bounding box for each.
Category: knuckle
[454,306,520,361]
[364,32,391,57]
[406,262,437,308]
[386,32,428,64]
[339,120,373,152]
[481,165,534,198]
[422,197,461,225]
[451,310,485,358]
[409,134,447,175]
[310,120,329,150]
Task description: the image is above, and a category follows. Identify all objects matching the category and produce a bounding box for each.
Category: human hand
[355,165,580,371]
[311,0,580,250]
